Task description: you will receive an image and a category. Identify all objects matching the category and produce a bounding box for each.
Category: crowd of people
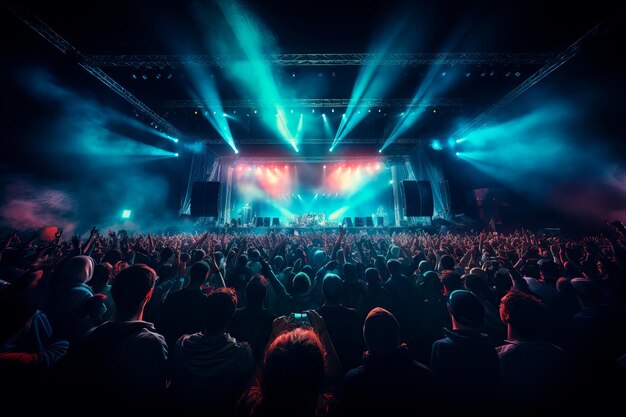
[1,222,625,415]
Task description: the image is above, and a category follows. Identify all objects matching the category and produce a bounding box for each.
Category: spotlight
[194,110,198,115]
[290,109,294,114]
[173,138,179,143]
[378,149,382,153]
[368,109,371,113]
[455,152,460,156]
[223,113,227,117]
[292,72,296,77]
[312,109,315,113]
[378,109,381,112]
[323,165,327,169]
[131,73,137,79]
[489,70,495,76]
[465,72,471,77]
[432,109,437,113]
[401,112,404,116]
[253,109,257,114]
[441,71,447,77]
[389,180,394,184]
[175,153,179,157]
[142,74,148,80]
[233,110,236,114]
[234,149,239,154]
[331,109,335,113]
[121,209,132,219]
[329,147,333,152]
[342,114,345,118]
[155,73,161,79]
[515,71,521,77]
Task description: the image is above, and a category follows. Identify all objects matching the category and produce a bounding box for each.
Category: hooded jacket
[171,332,255,414]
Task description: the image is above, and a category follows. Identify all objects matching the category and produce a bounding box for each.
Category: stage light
[378,109,381,112]
[456,152,461,156]
[175,153,179,157]
[433,109,437,113]
[505,71,511,77]
[213,111,216,115]
[441,72,447,77]
[378,149,382,153]
[254,109,257,114]
[173,138,179,143]
[156,73,161,79]
[376,163,381,170]
[456,138,465,143]
[515,71,521,77]
[223,113,227,116]
[312,109,315,113]
[329,147,333,152]
[368,109,371,113]
[323,165,326,169]
[238,166,242,171]
[292,72,296,77]
[121,209,132,219]
[194,111,198,115]
[234,149,239,154]
[167,73,173,79]
[389,180,394,184]
[342,113,345,118]
[465,72,471,77]
[401,112,404,116]
[248,166,252,171]
[480,72,486,77]
[490,70,495,76]
[290,109,294,114]
[431,139,443,151]
[142,74,148,80]
[131,73,137,79]
[233,110,237,114]
[331,109,335,113]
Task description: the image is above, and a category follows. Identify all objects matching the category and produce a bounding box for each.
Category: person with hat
[343,307,435,416]
[430,290,501,409]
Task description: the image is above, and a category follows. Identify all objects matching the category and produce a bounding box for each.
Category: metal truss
[163,98,464,109]
[84,52,555,67]
[203,137,422,145]
[452,24,600,139]
[9,5,184,140]
[218,155,409,164]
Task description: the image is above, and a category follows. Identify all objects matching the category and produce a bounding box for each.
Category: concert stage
[199,225,438,234]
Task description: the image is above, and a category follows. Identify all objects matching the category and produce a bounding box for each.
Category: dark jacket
[343,345,435,416]
[228,306,276,363]
[171,332,256,415]
[317,304,365,372]
[157,287,207,349]
[431,328,501,407]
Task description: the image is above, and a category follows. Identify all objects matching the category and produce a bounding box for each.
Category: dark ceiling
[3,0,625,158]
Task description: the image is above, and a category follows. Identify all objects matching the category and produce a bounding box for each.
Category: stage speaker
[401,180,434,217]
[256,217,263,227]
[272,217,280,227]
[263,217,271,227]
[190,181,220,217]
[354,217,364,227]
[343,217,353,228]
[365,217,374,227]
[377,216,384,227]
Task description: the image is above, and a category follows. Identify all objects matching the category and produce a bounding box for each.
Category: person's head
[103,249,123,265]
[273,255,284,271]
[189,261,210,287]
[469,267,488,283]
[464,273,488,295]
[322,273,342,304]
[520,264,540,280]
[111,264,156,320]
[386,259,401,275]
[237,254,249,267]
[60,255,95,285]
[291,272,311,295]
[301,265,313,280]
[447,290,484,330]
[418,260,432,274]
[203,287,237,334]
[570,277,603,306]
[156,263,175,283]
[537,259,559,284]
[494,268,513,294]
[191,249,206,264]
[343,262,357,281]
[390,245,401,259]
[363,307,401,353]
[245,275,268,307]
[313,250,326,266]
[499,289,548,341]
[420,271,442,298]
[441,271,463,295]
[440,255,455,271]
[249,249,260,262]
[160,247,174,264]
[261,328,326,410]
[365,267,382,287]
[89,263,113,293]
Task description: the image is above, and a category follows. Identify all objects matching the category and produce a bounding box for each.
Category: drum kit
[291,212,327,227]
